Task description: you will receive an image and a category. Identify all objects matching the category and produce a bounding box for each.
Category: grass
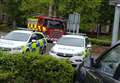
[96,35,112,41]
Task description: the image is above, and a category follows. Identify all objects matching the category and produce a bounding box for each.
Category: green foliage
[1,0,114,31]
[97,0,114,24]
[0,52,75,83]
[89,38,111,46]
[80,23,96,32]
[5,0,22,18]
[19,0,49,17]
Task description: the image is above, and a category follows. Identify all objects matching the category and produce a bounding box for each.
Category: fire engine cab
[27,16,65,42]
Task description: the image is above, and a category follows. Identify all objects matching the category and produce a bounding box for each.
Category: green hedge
[0,52,75,83]
[89,38,111,46]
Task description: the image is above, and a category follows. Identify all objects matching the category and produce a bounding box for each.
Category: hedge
[89,38,111,46]
[0,52,75,83]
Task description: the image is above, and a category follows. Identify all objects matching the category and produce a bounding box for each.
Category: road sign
[109,0,120,45]
[109,0,120,5]
[67,13,80,34]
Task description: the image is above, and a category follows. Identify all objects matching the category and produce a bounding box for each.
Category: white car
[49,35,91,66]
[0,30,47,53]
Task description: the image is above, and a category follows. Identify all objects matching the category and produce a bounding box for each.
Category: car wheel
[26,48,30,52]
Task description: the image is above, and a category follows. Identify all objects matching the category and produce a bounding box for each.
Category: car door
[84,44,120,83]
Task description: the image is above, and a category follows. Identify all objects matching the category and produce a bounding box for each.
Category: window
[38,18,43,25]
[99,45,120,76]
[29,33,44,43]
[47,20,64,28]
[57,37,85,47]
[43,19,48,26]
[4,32,30,42]
[35,33,44,40]
[29,34,38,42]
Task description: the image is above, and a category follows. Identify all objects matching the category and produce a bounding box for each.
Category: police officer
[83,49,90,58]
[37,39,43,54]
[30,35,38,52]
[37,38,47,54]
[42,38,47,54]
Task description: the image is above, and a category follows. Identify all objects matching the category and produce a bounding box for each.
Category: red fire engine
[27,16,65,42]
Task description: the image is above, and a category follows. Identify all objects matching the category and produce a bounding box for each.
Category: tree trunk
[53,6,56,17]
[48,3,53,17]
[13,19,16,29]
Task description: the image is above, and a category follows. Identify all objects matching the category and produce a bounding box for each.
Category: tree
[97,0,114,25]
[20,0,70,17]
[63,0,102,24]
[20,0,49,17]
[5,0,22,28]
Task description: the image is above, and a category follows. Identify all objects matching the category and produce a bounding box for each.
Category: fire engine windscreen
[47,20,64,29]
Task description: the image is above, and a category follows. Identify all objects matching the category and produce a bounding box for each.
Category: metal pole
[112,4,120,45]
[76,14,80,34]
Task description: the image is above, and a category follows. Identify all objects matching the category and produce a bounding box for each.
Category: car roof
[62,35,87,39]
[12,30,33,34]
[11,30,45,38]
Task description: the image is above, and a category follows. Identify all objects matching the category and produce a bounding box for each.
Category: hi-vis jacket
[22,38,47,53]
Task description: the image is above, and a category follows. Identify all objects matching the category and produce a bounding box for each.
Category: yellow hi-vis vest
[83,49,90,58]
[31,42,37,49]
[38,39,44,47]
[21,46,27,53]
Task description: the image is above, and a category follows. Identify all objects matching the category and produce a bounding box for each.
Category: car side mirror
[53,41,57,44]
[87,44,91,48]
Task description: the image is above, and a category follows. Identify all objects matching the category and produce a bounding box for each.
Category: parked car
[49,35,91,66]
[76,41,120,83]
[0,30,47,54]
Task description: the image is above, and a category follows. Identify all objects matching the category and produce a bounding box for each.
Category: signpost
[109,0,120,45]
[67,13,80,34]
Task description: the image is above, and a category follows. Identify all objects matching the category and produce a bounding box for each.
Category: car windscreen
[4,32,30,42]
[57,37,85,47]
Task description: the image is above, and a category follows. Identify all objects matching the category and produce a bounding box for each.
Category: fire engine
[27,16,66,42]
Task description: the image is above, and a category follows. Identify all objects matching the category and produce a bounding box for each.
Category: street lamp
[109,0,120,45]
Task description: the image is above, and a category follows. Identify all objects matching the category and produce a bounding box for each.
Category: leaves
[0,0,114,29]
[0,52,75,83]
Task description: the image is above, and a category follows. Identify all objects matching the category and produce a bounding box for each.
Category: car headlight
[75,59,83,62]
[50,50,56,54]
[75,53,83,56]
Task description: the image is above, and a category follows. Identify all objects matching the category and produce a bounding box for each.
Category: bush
[89,38,111,46]
[0,52,75,83]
